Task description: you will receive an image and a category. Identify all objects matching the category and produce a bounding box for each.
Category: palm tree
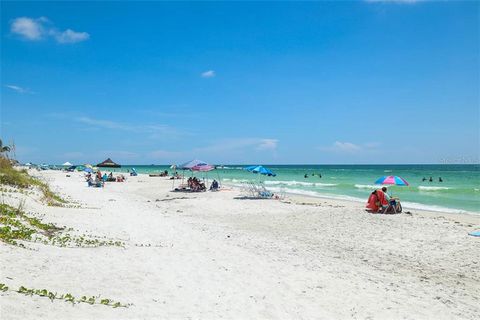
[0,139,11,155]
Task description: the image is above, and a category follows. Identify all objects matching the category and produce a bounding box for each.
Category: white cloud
[10,17,45,40]
[334,141,362,153]
[76,117,130,130]
[195,138,278,153]
[53,29,90,43]
[10,16,89,44]
[201,70,216,78]
[74,116,184,139]
[320,141,380,153]
[256,139,278,151]
[148,138,277,162]
[5,84,32,94]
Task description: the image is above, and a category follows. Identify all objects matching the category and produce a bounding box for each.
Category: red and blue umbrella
[375,175,409,186]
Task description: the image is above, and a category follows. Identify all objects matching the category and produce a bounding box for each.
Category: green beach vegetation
[0,201,124,248]
[0,141,66,206]
[0,139,131,310]
[0,283,129,308]
[0,202,62,247]
[0,140,124,248]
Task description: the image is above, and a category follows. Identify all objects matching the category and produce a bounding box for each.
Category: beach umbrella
[375,176,409,186]
[179,159,209,170]
[84,167,93,173]
[175,159,211,188]
[97,158,121,168]
[62,161,72,166]
[244,165,276,177]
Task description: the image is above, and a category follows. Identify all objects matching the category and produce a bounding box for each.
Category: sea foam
[418,186,451,191]
[354,184,379,190]
[264,180,337,187]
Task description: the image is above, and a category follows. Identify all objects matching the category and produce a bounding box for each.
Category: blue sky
[1,0,479,164]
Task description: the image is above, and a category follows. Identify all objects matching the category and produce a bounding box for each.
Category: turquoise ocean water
[103,164,479,214]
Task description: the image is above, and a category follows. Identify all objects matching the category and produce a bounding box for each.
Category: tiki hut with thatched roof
[96,158,121,168]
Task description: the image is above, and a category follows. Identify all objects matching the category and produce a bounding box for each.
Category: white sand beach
[1,170,479,319]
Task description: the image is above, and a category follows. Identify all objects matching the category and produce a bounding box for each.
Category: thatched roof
[96,158,121,168]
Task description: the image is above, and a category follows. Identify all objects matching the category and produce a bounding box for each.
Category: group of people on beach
[187,177,206,192]
[86,170,125,187]
[366,187,402,214]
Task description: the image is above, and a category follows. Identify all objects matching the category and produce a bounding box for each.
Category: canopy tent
[62,161,73,166]
[179,159,209,170]
[96,158,121,168]
[191,164,215,172]
[173,159,218,189]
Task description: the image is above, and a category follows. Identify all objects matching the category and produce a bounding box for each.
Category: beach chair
[381,199,403,214]
[88,180,103,188]
[252,183,274,199]
[241,182,257,197]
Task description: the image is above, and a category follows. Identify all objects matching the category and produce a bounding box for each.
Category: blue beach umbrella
[84,167,93,173]
[244,165,276,177]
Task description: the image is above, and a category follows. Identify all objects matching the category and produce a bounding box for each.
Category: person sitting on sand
[210,179,219,191]
[381,187,390,201]
[92,175,104,187]
[379,187,402,214]
[366,188,388,213]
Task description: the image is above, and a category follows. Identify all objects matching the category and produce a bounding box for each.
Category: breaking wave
[417,186,451,191]
[354,184,379,190]
[264,180,337,187]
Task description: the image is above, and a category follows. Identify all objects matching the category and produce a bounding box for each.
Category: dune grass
[0,157,66,206]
